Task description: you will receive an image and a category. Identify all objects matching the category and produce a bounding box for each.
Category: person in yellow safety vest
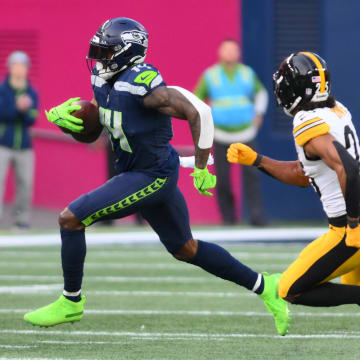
[194,39,268,226]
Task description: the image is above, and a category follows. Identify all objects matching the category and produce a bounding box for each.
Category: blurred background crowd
[0,0,359,230]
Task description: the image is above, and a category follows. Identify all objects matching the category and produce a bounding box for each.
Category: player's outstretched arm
[143,86,216,196]
[227,142,310,187]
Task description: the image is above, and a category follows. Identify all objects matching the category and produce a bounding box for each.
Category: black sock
[188,240,264,293]
[292,282,360,307]
[60,228,86,302]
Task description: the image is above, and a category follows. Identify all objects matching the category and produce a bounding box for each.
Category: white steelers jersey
[293,101,360,218]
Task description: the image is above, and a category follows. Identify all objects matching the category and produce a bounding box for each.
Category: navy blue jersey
[91,63,179,177]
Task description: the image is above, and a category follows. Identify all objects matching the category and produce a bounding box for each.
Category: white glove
[179,154,214,168]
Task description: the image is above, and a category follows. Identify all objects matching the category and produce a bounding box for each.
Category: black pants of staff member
[214,140,265,226]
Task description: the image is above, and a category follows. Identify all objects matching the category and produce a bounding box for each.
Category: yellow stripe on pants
[278,225,360,298]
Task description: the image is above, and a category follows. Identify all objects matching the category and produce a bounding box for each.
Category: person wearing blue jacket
[0,51,38,229]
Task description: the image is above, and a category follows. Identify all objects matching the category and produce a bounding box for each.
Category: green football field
[0,242,360,360]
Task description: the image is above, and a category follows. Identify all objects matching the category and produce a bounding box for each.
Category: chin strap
[96,62,124,80]
[284,96,302,116]
[96,57,146,80]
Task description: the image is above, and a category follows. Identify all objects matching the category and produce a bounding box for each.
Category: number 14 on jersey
[99,106,132,153]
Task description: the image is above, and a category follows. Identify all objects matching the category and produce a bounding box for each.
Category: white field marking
[0,275,216,283]
[0,250,299,259]
[0,228,326,247]
[39,340,128,345]
[0,286,254,298]
[0,262,288,270]
[88,290,254,297]
[0,284,62,293]
[1,329,360,340]
[1,309,359,317]
[0,358,100,360]
[0,345,36,349]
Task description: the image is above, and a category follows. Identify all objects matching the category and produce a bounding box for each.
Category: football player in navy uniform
[24,18,289,335]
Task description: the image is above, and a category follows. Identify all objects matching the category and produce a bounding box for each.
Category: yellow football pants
[279,225,360,299]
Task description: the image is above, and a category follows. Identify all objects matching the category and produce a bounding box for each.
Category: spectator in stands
[194,39,268,226]
[0,51,38,229]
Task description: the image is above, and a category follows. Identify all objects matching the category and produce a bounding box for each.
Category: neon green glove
[190,167,217,197]
[45,97,83,133]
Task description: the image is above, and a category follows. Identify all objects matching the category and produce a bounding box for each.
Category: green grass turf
[0,243,360,360]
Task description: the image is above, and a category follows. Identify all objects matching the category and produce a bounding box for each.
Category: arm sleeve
[193,74,209,101]
[293,113,330,146]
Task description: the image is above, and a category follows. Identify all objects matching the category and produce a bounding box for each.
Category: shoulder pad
[293,110,330,146]
[116,63,165,97]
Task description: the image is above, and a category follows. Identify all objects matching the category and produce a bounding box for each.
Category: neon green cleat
[259,273,290,336]
[24,295,86,327]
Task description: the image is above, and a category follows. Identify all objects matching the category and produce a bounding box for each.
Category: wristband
[348,219,359,229]
[253,154,263,167]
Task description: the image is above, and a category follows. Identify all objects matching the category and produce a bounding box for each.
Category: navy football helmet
[87,17,149,80]
[273,52,331,116]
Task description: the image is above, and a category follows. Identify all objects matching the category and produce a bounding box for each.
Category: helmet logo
[312,81,329,102]
[121,31,148,46]
[91,35,100,44]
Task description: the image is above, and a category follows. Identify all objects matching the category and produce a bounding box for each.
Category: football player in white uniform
[227,52,360,318]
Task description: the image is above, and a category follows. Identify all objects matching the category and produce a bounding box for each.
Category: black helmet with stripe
[273,52,331,116]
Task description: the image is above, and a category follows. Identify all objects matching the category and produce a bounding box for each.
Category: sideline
[0,228,326,247]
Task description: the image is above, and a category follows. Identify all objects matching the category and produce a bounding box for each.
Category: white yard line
[1,309,358,317]
[0,285,62,293]
[39,340,128,345]
[0,329,359,340]
[0,228,325,247]
[0,262,288,269]
[0,286,253,297]
[88,290,254,297]
[0,275,216,283]
[0,250,298,260]
[0,358,99,360]
[0,345,36,349]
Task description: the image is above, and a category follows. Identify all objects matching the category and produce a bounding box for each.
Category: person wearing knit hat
[0,50,38,229]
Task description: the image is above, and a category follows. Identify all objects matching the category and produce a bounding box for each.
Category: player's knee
[278,274,299,303]
[173,239,198,261]
[58,208,83,230]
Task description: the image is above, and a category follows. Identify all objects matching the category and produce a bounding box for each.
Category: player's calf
[173,239,289,335]
[57,207,86,303]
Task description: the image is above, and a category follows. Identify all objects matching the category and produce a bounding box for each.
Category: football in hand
[62,100,102,143]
